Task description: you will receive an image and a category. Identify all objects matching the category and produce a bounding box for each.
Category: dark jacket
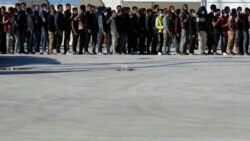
[64,10,72,30]
[116,15,126,33]
[32,11,42,32]
[175,16,181,35]
[189,16,196,35]
[242,14,250,31]
[17,10,27,29]
[180,10,189,29]
[55,12,65,31]
[196,7,207,32]
[48,14,56,32]
[84,11,93,31]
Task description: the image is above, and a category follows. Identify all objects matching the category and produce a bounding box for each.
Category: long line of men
[0,3,250,55]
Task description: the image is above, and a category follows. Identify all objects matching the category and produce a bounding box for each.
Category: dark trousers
[72,31,79,52]
[92,31,98,53]
[243,30,249,54]
[213,30,220,53]
[146,32,153,54]
[220,34,228,53]
[157,33,163,53]
[64,29,71,53]
[85,30,91,52]
[207,32,214,53]
[19,28,26,52]
[79,29,85,53]
[26,31,33,52]
[189,35,196,53]
[151,32,158,54]
[56,30,63,53]
[138,32,146,54]
[34,31,41,52]
[0,32,6,53]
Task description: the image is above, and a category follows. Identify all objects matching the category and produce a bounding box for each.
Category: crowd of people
[0,3,250,56]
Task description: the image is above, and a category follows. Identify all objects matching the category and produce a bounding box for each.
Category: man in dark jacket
[180,4,189,55]
[189,9,197,55]
[18,2,27,54]
[83,4,93,55]
[242,8,250,55]
[55,4,65,54]
[63,3,72,54]
[206,4,216,55]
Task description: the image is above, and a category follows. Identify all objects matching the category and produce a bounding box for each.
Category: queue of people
[0,3,250,56]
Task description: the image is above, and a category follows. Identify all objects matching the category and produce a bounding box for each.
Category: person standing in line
[71,7,79,55]
[174,9,181,55]
[97,6,106,54]
[13,4,20,54]
[18,2,27,54]
[220,9,229,55]
[83,4,93,55]
[55,4,65,54]
[32,5,42,54]
[151,4,160,55]
[189,9,197,55]
[26,7,34,54]
[212,9,221,55]
[78,5,86,55]
[116,9,126,54]
[180,4,189,55]
[3,7,15,54]
[104,7,112,55]
[155,9,164,55]
[196,6,208,55]
[48,5,56,54]
[207,4,216,55]
[137,8,146,54]
[91,5,99,55]
[242,8,250,55]
[235,7,244,55]
[110,10,118,55]
[226,9,237,55]
[145,9,153,54]
[1,6,8,54]
[63,3,72,54]
[40,3,49,55]
[162,9,170,55]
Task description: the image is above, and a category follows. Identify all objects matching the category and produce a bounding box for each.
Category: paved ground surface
[0,54,250,141]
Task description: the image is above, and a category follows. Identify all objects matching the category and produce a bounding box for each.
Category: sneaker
[43,52,48,55]
[228,51,236,55]
[223,52,228,56]
[207,51,213,55]
[66,51,72,55]
[84,51,92,55]
[200,52,207,55]
[158,52,162,56]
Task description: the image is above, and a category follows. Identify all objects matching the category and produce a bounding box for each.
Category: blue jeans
[41,30,48,52]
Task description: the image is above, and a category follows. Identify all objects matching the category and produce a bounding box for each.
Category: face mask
[193,13,196,17]
[159,13,163,16]
[171,10,175,13]
[223,13,228,17]
[129,15,133,18]
[201,11,205,15]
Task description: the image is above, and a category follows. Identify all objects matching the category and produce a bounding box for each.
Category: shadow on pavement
[0,55,61,68]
